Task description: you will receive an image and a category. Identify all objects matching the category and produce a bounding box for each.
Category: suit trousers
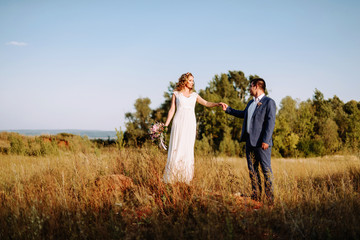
[245,138,274,201]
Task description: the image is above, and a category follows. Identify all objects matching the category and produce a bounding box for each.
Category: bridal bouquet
[148,122,168,150]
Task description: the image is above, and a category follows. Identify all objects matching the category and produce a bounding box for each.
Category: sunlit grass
[1,146,360,239]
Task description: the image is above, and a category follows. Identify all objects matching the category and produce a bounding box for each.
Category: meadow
[0,133,360,239]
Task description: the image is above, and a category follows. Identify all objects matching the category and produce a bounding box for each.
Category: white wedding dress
[163,91,197,184]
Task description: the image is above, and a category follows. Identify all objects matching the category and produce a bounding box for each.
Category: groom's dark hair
[251,78,266,91]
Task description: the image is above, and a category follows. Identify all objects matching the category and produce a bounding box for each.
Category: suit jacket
[225,96,276,147]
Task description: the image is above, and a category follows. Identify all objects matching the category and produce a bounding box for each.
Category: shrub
[8,134,26,155]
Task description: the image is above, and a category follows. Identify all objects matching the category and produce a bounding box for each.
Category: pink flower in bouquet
[148,122,167,150]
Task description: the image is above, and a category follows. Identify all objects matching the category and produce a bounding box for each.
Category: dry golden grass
[0,145,360,239]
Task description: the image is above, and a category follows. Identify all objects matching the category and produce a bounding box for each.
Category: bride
[163,72,221,184]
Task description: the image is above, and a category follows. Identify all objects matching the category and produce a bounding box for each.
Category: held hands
[219,102,228,111]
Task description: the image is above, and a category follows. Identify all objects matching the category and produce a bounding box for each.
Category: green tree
[195,71,254,156]
[124,98,152,147]
[329,96,347,144]
[273,96,300,157]
[319,118,341,154]
[343,100,360,151]
[195,133,214,155]
[115,127,125,150]
[296,100,316,157]
[219,127,241,156]
[309,89,336,156]
[312,89,334,133]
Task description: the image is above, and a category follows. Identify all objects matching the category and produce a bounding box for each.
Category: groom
[220,78,276,203]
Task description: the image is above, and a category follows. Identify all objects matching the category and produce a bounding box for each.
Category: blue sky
[1,0,359,131]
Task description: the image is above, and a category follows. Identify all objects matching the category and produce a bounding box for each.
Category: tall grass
[0,138,359,239]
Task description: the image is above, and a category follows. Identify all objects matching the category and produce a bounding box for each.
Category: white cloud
[6,41,28,46]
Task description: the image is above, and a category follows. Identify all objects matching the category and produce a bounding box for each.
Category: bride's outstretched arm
[196,95,221,108]
[165,94,176,126]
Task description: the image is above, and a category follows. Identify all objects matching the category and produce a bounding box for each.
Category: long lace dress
[163,91,197,184]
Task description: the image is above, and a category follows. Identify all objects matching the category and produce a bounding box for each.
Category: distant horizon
[1,129,117,139]
[1,128,117,131]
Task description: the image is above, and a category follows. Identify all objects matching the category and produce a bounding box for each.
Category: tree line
[122,70,360,158]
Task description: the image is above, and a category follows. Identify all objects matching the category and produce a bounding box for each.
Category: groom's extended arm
[220,102,246,118]
[225,107,246,118]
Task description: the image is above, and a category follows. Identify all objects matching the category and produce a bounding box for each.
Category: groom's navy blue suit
[225,95,276,201]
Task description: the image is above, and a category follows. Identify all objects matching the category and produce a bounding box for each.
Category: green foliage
[1,132,102,156]
[343,100,360,151]
[124,98,153,147]
[194,134,214,156]
[39,137,59,156]
[319,118,341,154]
[7,133,60,156]
[195,71,251,155]
[219,128,241,157]
[273,96,300,157]
[272,90,360,157]
[115,127,125,150]
[9,134,26,155]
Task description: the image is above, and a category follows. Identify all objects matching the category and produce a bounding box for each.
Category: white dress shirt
[247,93,265,134]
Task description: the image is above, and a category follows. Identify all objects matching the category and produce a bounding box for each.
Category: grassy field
[0,138,360,239]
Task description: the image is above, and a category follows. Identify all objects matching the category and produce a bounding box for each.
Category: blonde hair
[175,72,194,91]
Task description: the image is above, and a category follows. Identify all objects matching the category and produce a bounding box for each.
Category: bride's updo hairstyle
[175,72,194,91]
